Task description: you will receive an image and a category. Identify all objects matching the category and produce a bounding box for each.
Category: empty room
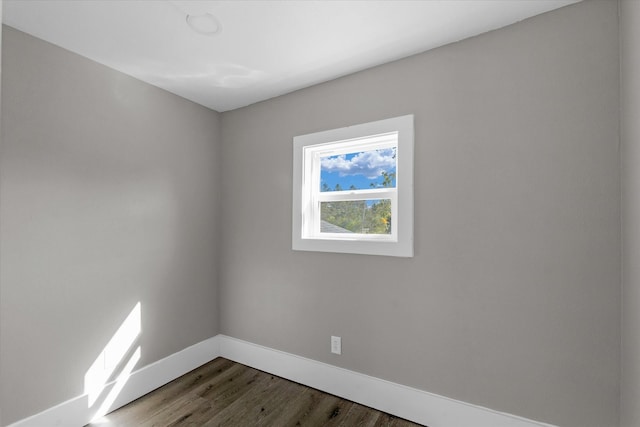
[1,1,640,426]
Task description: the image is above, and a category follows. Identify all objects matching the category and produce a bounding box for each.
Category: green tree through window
[320,171,395,234]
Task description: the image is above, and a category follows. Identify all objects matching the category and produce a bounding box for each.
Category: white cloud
[321,149,396,179]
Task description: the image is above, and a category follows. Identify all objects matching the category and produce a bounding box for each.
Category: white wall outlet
[331,336,342,355]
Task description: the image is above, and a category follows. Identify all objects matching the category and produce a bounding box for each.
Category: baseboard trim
[8,334,557,427]
[7,336,221,427]
[217,335,557,427]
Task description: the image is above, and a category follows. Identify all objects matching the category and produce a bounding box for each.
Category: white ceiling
[3,0,580,112]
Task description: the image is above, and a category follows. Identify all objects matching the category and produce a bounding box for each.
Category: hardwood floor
[88,357,425,427]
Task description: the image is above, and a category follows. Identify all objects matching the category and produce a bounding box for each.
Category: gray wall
[0,27,220,425]
[0,3,4,427]
[219,1,620,426]
[621,1,640,426]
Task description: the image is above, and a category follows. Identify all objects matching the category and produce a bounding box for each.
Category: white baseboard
[7,336,221,427]
[8,334,557,427]
[217,335,557,427]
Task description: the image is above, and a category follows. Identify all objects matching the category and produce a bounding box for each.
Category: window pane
[320,147,396,192]
[320,200,392,235]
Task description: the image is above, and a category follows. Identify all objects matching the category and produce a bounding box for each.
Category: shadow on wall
[84,302,142,422]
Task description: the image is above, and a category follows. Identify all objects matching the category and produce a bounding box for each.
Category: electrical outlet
[331,336,342,355]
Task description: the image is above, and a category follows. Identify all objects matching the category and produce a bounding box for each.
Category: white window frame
[292,115,414,257]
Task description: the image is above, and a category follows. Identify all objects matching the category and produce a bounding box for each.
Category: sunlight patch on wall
[91,346,141,422]
[84,302,142,408]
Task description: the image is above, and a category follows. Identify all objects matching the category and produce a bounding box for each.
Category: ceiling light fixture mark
[186,13,221,36]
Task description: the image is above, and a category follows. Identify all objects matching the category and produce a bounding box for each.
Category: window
[292,115,414,257]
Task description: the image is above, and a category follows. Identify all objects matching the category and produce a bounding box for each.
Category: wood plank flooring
[88,357,425,427]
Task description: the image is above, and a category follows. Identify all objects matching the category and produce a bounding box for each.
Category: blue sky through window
[320,147,396,191]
